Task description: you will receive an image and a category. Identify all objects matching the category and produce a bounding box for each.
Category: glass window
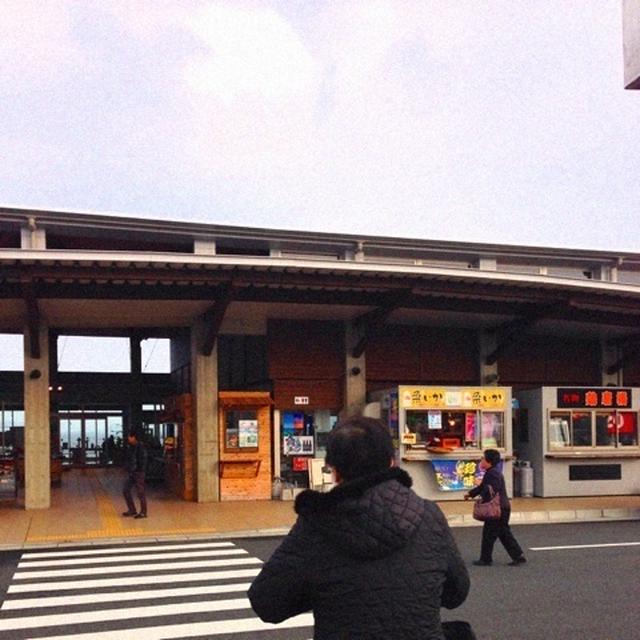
[572,412,592,446]
[550,410,639,450]
[0,334,23,370]
[549,412,571,448]
[57,336,131,372]
[595,412,616,447]
[480,412,504,448]
[405,410,487,449]
[141,339,171,373]
[616,412,638,447]
[464,412,479,448]
[225,410,258,451]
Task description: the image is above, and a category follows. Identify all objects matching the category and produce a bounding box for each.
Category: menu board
[238,420,258,448]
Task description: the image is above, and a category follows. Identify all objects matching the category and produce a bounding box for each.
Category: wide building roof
[1,206,639,344]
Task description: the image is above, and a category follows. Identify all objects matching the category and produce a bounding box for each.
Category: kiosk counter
[370,385,514,501]
[514,387,640,497]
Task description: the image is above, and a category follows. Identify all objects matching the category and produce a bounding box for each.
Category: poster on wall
[481,413,500,448]
[465,413,477,443]
[428,411,442,430]
[238,420,258,448]
[292,456,309,471]
[283,412,314,437]
[282,412,296,437]
[283,435,314,455]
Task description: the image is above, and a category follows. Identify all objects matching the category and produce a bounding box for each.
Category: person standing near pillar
[122,428,148,519]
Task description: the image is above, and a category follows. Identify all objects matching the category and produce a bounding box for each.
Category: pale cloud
[184,3,318,103]
[0,1,638,250]
[0,1,86,96]
[92,0,186,41]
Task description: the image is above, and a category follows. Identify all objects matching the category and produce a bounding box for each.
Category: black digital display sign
[557,388,632,409]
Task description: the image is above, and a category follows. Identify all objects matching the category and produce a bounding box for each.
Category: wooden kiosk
[218,391,272,501]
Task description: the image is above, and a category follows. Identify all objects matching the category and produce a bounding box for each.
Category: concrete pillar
[343,322,367,419]
[190,319,219,502]
[476,257,497,271]
[479,330,499,385]
[48,334,60,455]
[20,223,46,249]
[194,239,217,255]
[129,335,143,433]
[601,341,622,386]
[23,323,50,509]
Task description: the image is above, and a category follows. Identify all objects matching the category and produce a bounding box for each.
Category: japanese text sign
[399,386,507,410]
[557,388,632,409]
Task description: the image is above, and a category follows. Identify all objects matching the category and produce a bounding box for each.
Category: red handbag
[472,485,501,521]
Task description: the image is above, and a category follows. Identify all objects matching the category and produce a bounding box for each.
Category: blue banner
[431,459,503,491]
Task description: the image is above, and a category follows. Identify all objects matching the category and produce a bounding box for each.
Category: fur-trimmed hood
[294,467,426,559]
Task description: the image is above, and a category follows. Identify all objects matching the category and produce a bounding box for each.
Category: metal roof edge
[2,248,639,298]
[1,204,639,263]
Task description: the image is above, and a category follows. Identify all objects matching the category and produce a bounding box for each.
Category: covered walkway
[1,467,639,550]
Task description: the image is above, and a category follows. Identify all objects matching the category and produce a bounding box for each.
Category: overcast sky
[1,0,638,253]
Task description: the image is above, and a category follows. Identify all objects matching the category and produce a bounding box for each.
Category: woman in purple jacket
[464,449,526,567]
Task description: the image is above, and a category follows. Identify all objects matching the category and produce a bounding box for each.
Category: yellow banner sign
[399,386,507,410]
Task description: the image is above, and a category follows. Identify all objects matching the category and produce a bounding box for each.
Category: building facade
[1,207,640,507]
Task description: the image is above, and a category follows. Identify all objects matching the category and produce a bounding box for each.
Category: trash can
[519,461,534,497]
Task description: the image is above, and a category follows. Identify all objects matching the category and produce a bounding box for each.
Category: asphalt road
[235,521,640,640]
[0,521,637,639]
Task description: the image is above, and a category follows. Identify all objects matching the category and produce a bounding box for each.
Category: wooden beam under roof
[605,338,640,375]
[485,303,560,366]
[200,282,234,357]
[351,289,413,358]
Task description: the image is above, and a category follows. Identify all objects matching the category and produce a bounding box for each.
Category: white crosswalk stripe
[18,547,249,568]
[21,541,235,560]
[8,568,261,593]
[14,556,260,580]
[0,539,314,639]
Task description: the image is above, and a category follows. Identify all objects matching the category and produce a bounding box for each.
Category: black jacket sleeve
[248,519,312,623]
[468,467,499,501]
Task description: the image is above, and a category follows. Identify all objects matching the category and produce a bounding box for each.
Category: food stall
[514,387,640,497]
[370,385,514,501]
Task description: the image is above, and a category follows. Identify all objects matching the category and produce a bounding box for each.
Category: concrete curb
[1,509,638,551]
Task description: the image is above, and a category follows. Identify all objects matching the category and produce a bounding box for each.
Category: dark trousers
[123,472,147,515]
[480,507,523,562]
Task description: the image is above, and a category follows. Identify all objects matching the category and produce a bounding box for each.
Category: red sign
[292,456,309,471]
[557,388,632,409]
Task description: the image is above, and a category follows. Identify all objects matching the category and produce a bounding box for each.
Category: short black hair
[483,449,501,467]
[325,416,394,481]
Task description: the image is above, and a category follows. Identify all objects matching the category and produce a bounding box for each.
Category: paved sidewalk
[1,467,639,550]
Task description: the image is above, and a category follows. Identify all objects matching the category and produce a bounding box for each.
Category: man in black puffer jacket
[248,416,472,639]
